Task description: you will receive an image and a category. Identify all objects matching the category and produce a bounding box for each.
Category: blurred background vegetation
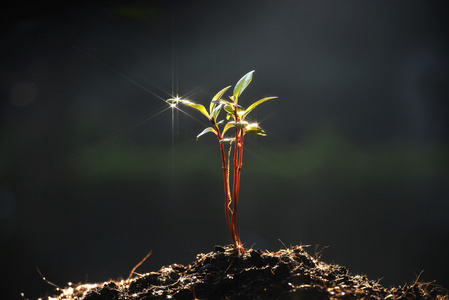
[1,1,448,299]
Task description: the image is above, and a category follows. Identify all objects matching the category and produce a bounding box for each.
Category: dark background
[1,1,448,299]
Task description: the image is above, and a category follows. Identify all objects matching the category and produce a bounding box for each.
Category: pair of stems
[214,105,246,254]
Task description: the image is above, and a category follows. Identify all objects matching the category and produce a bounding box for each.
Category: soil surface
[43,245,447,300]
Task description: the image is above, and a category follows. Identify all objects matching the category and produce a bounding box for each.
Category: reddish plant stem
[230,102,245,253]
[219,142,236,247]
[214,121,237,249]
[212,104,246,254]
[232,125,238,219]
[233,128,245,250]
[233,137,240,249]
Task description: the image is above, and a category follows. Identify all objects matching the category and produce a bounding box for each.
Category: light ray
[68,41,170,102]
[63,105,172,166]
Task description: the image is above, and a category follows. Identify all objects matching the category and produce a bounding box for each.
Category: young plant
[167,71,277,254]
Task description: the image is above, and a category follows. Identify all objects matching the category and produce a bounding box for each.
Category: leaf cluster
[166,71,277,143]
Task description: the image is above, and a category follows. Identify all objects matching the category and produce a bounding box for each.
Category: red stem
[219,142,235,247]
[230,103,245,253]
[233,128,245,250]
[212,103,246,254]
[214,121,237,249]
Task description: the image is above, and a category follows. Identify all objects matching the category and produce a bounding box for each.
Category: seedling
[167,71,277,254]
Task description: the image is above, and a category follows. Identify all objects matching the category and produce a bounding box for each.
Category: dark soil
[43,245,447,300]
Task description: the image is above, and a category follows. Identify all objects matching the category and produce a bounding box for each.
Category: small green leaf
[212,98,233,106]
[180,100,210,119]
[213,86,232,101]
[224,104,245,118]
[233,70,254,100]
[212,104,223,122]
[242,97,277,118]
[196,127,217,140]
[209,103,215,117]
[228,121,249,128]
[224,104,235,116]
[219,138,236,144]
[244,123,267,136]
[210,86,232,114]
[222,122,235,136]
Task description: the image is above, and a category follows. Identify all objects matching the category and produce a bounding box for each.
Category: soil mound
[45,245,448,300]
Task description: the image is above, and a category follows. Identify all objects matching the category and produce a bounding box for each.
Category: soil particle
[43,245,448,300]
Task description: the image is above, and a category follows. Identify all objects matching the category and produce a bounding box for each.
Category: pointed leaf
[244,123,267,136]
[180,100,210,119]
[210,86,232,114]
[209,101,215,118]
[242,96,277,118]
[236,105,245,115]
[228,120,249,128]
[196,127,217,140]
[222,122,235,136]
[224,104,245,119]
[212,98,233,106]
[213,86,232,101]
[252,129,267,136]
[224,105,235,117]
[212,104,223,122]
[219,138,236,144]
[233,70,254,100]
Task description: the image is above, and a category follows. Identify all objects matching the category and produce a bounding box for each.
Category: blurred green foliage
[72,128,448,191]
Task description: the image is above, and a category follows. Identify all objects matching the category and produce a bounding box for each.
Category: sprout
[166,71,277,253]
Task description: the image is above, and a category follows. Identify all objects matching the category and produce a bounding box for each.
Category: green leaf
[228,121,249,128]
[219,138,236,144]
[212,85,232,100]
[242,97,277,118]
[210,86,232,114]
[180,100,210,119]
[212,104,223,122]
[224,104,235,116]
[211,98,233,106]
[224,104,245,119]
[233,70,255,100]
[244,123,266,136]
[196,127,217,140]
[222,122,235,136]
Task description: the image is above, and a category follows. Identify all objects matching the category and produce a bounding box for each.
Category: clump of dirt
[44,245,447,300]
